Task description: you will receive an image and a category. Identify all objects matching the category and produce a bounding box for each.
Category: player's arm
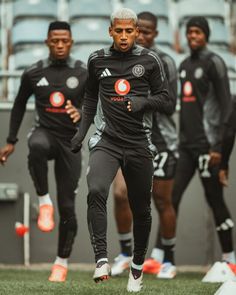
[127,52,174,115]
[209,55,232,154]
[163,55,178,113]
[71,56,99,152]
[0,72,33,164]
[219,112,236,185]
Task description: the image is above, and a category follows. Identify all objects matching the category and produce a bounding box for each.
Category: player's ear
[109,26,113,37]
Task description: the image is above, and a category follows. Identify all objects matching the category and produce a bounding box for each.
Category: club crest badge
[132,64,145,77]
[66,76,79,89]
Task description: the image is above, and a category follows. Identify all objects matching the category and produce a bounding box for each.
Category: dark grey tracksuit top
[179,47,232,153]
[72,44,174,152]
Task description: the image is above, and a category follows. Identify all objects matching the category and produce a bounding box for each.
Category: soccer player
[111,12,178,279]
[71,8,174,292]
[173,16,236,270]
[0,21,87,282]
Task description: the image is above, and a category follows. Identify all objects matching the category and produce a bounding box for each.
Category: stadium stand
[177,0,226,23]
[12,0,57,23]
[123,0,169,20]
[0,0,235,105]
[71,18,111,44]
[11,19,51,52]
[69,0,112,20]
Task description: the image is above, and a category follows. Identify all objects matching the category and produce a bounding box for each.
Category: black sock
[119,235,132,256]
[162,237,176,264]
[218,228,233,253]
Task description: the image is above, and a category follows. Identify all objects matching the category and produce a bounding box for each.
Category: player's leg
[144,150,177,277]
[112,168,132,276]
[123,148,153,292]
[199,156,235,269]
[49,140,82,282]
[87,145,120,282]
[172,148,196,215]
[27,128,55,232]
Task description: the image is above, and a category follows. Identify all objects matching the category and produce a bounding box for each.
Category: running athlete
[111,12,178,279]
[173,16,236,270]
[0,21,87,282]
[71,8,174,292]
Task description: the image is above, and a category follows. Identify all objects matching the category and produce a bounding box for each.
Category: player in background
[0,21,87,282]
[173,16,236,272]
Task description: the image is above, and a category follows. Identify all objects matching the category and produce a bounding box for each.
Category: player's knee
[87,186,107,207]
[132,205,151,220]
[155,196,169,213]
[114,188,128,205]
[28,139,48,159]
[114,187,128,201]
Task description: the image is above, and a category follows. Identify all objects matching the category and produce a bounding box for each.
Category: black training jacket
[73,44,174,151]
[7,56,87,144]
[179,47,232,153]
[151,46,178,154]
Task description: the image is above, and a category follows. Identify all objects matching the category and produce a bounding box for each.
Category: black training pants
[28,127,81,258]
[87,138,153,265]
[172,147,233,253]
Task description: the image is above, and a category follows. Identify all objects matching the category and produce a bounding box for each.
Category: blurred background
[0,0,236,266]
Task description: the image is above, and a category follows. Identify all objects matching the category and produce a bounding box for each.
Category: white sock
[150,248,164,263]
[131,261,143,270]
[38,193,52,207]
[97,258,108,264]
[222,251,236,264]
[54,256,68,268]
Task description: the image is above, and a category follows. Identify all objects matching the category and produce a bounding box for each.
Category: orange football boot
[48,264,68,282]
[143,258,161,274]
[37,204,54,232]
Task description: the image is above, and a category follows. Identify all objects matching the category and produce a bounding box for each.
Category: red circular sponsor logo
[183,81,193,96]
[114,79,130,95]
[49,92,65,107]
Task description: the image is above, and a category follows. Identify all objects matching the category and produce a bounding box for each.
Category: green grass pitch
[0,269,221,295]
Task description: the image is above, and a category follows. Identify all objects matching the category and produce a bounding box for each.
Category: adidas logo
[100,68,111,77]
[37,77,49,86]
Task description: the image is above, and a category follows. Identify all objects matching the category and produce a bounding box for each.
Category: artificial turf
[0,269,221,295]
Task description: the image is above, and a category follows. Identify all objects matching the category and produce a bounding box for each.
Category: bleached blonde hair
[110,7,138,25]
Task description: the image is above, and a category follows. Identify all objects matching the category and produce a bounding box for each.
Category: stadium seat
[12,0,57,23]
[9,46,48,70]
[71,18,111,44]
[69,0,112,20]
[178,18,230,52]
[72,43,110,64]
[11,19,51,51]
[123,0,169,20]
[177,0,226,25]
[156,19,174,47]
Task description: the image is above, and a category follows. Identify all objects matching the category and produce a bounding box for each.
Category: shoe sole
[94,275,110,283]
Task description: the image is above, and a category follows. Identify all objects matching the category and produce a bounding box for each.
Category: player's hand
[0,144,15,165]
[219,169,229,187]
[125,97,146,113]
[65,100,81,123]
[209,151,221,166]
[71,129,82,153]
